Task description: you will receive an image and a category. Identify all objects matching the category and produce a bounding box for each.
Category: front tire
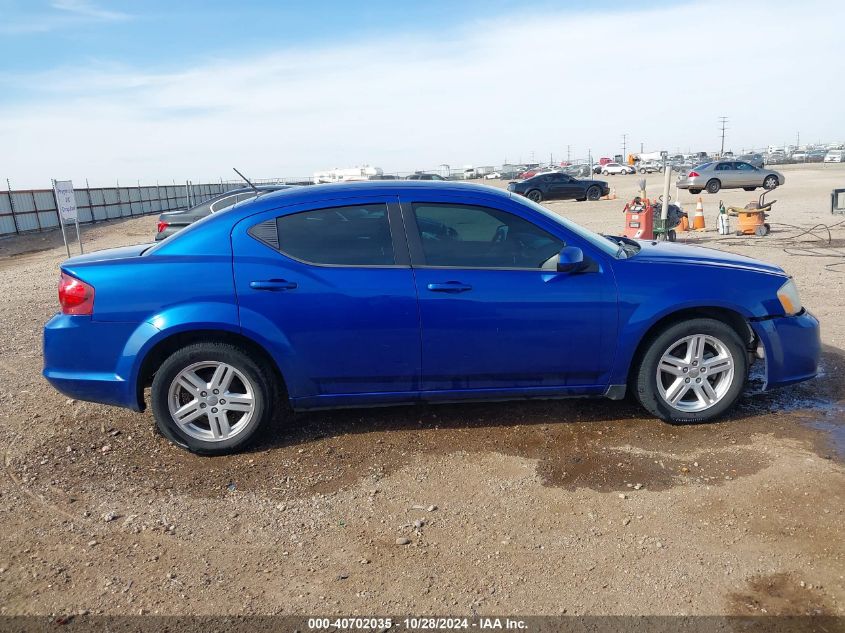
[705,179,721,194]
[763,175,779,189]
[586,186,601,201]
[632,318,747,424]
[151,342,277,455]
[526,189,543,202]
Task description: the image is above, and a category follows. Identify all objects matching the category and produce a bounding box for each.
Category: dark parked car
[406,173,446,181]
[155,185,293,240]
[736,153,765,169]
[508,172,609,202]
[44,181,819,455]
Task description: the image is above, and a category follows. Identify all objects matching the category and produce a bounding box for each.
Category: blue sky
[1,0,616,72]
[2,0,843,186]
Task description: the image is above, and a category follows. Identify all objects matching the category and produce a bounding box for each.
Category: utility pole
[796,131,800,148]
[567,145,571,164]
[719,116,729,155]
[621,134,627,162]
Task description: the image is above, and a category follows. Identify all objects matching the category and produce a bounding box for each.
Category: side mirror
[557,246,584,273]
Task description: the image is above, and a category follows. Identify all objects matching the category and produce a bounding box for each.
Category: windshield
[512,194,625,258]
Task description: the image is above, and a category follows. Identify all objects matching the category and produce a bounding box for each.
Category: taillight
[157,221,169,233]
[688,171,700,178]
[58,272,95,315]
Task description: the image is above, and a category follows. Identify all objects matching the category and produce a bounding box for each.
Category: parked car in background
[636,161,664,174]
[807,150,827,163]
[155,185,293,241]
[483,172,501,179]
[677,161,785,194]
[563,164,592,178]
[508,172,609,202]
[498,168,525,180]
[824,150,845,163]
[518,168,552,179]
[406,173,446,181]
[736,153,765,169]
[601,162,635,175]
[44,181,820,454]
[791,150,808,163]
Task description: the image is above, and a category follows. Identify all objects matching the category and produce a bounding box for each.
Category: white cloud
[51,0,131,21]
[0,0,131,34]
[2,0,844,187]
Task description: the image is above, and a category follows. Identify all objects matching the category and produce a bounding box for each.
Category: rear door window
[275,204,394,266]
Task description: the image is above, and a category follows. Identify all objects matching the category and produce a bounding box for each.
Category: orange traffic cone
[693,197,706,230]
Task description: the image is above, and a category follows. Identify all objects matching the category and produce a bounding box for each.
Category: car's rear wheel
[586,186,601,201]
[602,170,610,176]
[705,179,721,194]
[639,168,646,174]
[526,189,543,202]
[633,318,747,424]
[763,175,779,189]
[151,342,276,455]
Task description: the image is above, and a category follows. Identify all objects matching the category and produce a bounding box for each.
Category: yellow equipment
[726,189,775,236]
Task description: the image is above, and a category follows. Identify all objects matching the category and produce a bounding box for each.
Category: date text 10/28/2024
[308,618,528,630]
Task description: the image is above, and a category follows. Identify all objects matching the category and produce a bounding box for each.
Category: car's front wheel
[151,342,277,455]
[763,175,779,189]
[633,318,747,424]
[526,189,543,202]
[586,186,601,201]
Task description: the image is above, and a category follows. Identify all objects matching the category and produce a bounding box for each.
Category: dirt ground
[0,163,843,619]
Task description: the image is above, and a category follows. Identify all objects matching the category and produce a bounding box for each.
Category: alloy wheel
[167,361,256,441]
[655,334,735,413]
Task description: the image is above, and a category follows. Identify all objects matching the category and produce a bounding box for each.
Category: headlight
[777,278,802,316]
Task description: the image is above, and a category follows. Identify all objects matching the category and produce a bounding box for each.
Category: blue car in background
[43,182,820,455]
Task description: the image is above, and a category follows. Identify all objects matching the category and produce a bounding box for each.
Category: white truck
[313,165,383,184]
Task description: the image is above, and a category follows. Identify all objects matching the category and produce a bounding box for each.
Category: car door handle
[427,281,472,293]
[249,279,297,291]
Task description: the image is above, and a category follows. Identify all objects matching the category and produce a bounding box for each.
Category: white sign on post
[54,180,78,222]
[53,179,84,255]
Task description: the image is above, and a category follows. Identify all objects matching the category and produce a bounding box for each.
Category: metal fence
[0,181,250,237]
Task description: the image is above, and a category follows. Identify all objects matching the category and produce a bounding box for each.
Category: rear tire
[632,318,747,424]
[151,342,278,455]
[526,189,543,202]
[705,179,721,194]
[602,170,610,176]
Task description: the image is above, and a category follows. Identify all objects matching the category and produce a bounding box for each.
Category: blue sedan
[43,182,820,454]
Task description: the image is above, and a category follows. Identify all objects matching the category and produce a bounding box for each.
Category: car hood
[630,240,786,276]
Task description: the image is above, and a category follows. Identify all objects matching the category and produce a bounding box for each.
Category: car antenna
[232,167,259,192]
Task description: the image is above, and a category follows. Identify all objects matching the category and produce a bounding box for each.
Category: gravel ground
[0,164,843,618]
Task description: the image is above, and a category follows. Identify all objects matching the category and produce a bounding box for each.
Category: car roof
[252,180,510,206]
